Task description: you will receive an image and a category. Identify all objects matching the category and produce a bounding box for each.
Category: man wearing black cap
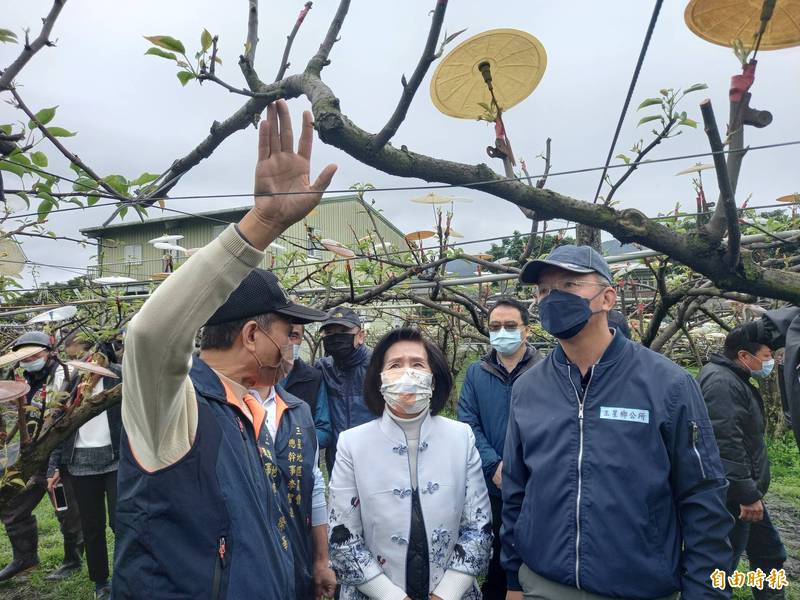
[502,245,733,600]
[315,306,373,471]
[112,100,337,600]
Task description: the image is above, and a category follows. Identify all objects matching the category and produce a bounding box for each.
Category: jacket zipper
[690,421,706,479]
[211,536,226,600]
[567,365,594,590]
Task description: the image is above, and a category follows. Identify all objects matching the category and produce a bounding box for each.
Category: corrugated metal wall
[90,196,408,280]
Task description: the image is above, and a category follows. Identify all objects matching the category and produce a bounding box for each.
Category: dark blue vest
[273,386,318,600]
[112,358,295,600]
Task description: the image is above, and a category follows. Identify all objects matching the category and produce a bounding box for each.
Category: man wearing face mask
[699,327,786,599]
[457,297,540,600]
[502,245,732,600]
[282,324,333,451]
[0,332,84,583]
[315,306,372,472]
[112,99,337,599]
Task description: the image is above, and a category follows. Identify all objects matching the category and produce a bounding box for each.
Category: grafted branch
[700,99,741,268]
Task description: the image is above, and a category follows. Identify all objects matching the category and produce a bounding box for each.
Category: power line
[592,0,664,204]
[9,200,799,291]
[2,139,800,220]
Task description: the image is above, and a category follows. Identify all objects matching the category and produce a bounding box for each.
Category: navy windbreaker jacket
[501,331,733,599]
[457,346,541,497]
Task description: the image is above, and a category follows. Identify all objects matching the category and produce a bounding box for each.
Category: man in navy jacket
[458,296,541,599]
[502,245,733,600]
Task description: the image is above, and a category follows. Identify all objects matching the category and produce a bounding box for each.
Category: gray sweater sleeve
[121,224,264,471]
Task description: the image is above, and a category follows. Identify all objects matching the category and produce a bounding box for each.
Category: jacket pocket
[689,420,724,480]
[211,536,227,600]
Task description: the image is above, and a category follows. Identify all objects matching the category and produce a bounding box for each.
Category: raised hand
[240,99,337,250]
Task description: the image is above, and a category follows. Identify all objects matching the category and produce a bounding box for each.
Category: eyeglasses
[536,280,609,299]
[488,321,523,332]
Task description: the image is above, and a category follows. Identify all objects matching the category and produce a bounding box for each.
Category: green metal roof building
[80,194,407,281]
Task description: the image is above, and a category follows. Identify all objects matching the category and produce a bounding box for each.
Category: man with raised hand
[112,100,336,600]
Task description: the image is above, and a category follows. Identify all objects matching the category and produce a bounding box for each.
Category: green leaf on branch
[145,47,178,61]
[0,159,27,178]
[118,206,129,220]
[30,151,48,168]
[637,98,662,110]
[73,177,98,192]
[47,127,76,137]
[0,29,18,44]
[637,115,662,127]
[0,124,12,135]
[201,29,213,52]
[143,35,185,54]
[615,153,631,165]
[28,106,57,129]
[66,198,84,207]
[102,174,130,195]
[12,192,30,208]
[37,199,54,223]
[87,194,101,206]
[131,172,160,186]
[679,117,698,128]
[683,83,708,94]
[177,71,196,86]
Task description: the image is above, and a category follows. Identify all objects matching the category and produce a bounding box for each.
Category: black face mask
[323,333,357,363]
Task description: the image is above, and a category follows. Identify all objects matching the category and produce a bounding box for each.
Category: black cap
[321,306,362,330]
[608,309,631,339]
[205,269,327,326]
[519,244,614,285]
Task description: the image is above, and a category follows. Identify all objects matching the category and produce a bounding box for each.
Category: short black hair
[200,313,278,351]
[63,333,93,350]
[723,325,768,361]
[363,327,452,417]
[488,297,530,326]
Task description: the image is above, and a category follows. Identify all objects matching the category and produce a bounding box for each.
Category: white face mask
[20,357,47,372]
[380,368,433,415]
[292,343,302,362]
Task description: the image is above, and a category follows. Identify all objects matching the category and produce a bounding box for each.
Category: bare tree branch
[0,0,66,91]
[371,0,449,150]
[286,74,800,303]
[276,2,313,82]
[306,0,350,77]
[700,99,741,268]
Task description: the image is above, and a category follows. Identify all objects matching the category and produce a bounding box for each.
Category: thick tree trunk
[575,224,602,252]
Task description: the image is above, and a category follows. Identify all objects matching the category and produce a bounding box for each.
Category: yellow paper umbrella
[776,193,800,202]
[0,380,31,403]
[405,230,436,243]
[675,163,715,176]
[410,192,472,205]
[685,0,800,51]
[430,29,547,119]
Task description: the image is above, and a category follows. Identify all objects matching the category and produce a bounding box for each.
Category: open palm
[253,99,337,232]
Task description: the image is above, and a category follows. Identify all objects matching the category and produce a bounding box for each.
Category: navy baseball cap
[321,306,362,330]
[519,245,613,285]
[206,269,327,326]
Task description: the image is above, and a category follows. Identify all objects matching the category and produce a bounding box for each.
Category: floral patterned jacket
[328,410,492,599]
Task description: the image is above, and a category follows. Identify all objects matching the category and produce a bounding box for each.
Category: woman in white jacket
[328,328,492,600]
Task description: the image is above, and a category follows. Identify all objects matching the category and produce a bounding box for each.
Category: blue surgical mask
[490,328,523,356]
[292,343,302,362]
[751,358,774,379]
[20,357,46,372]
[538,289,604,339]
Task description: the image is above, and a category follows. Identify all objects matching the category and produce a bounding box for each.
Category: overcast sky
[2,0,799,289]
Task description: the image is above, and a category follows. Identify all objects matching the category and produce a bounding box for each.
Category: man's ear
[602,286,617,311]
[241,321,259,351]
[355,329,366,346]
